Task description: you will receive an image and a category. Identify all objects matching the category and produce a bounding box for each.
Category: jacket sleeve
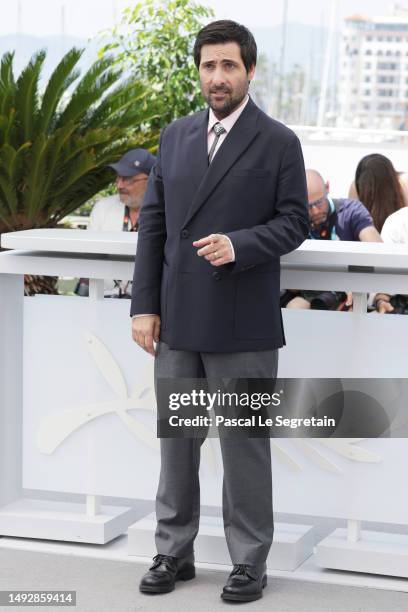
[225,134,309,273]
[129,129,167,316]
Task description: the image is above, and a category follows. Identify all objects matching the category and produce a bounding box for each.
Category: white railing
[1,229,408,580]
[288,124,408,146]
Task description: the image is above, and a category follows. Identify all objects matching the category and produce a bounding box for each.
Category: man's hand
[131,315,161,356]
[374,293,394,314]
[193,233,234,266]
[345,291,353,311]
[377,300,394,314]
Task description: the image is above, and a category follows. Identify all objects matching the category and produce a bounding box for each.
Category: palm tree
[0,48,157,294]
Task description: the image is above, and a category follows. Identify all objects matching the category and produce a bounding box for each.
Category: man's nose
[211,67,226,86]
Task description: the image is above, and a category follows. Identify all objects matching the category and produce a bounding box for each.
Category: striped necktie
[208,122,227,164]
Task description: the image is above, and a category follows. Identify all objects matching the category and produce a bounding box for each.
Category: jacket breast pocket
[234,271,280,339]
[231,168,271,178]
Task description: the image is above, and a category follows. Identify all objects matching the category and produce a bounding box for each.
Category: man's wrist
[224,235,235,262]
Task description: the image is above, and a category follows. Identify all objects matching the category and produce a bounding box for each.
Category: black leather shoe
[139,553,196,594]
[221,563,267,602]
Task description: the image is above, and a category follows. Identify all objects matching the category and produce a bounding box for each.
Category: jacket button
[181,229,189,238]
[212,271,221,280]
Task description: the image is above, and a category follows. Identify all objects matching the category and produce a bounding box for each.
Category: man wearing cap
[82,148,156,297]
[89,148,157,234]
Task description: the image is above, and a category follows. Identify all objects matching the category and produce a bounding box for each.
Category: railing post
[351,292,367,314]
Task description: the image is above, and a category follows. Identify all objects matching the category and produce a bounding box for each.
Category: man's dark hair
[193,20,257,73]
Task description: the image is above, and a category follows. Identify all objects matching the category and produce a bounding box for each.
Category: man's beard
[118,191,144,209]
[310,215,328,230]
[204,83,249,119]
[310,211,330,231]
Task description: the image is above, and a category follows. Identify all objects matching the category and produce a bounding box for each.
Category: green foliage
[99,0,214,129]
[0,48,158,233]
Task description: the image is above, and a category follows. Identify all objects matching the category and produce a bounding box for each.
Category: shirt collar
[208,94,250,135]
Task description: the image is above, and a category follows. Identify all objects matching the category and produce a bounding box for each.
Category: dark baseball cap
[108,148,156,177]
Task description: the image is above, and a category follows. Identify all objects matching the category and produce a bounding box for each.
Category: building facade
[338,13,408,130]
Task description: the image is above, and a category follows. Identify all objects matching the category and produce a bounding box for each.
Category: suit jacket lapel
[183,97,260,228]
[183,108,209,193]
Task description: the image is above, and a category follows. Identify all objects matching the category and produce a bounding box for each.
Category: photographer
[75,149,156,298]
[281,169,382,311]
[373,206,408,315]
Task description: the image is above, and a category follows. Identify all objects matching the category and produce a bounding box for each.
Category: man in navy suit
[130,20,308,603]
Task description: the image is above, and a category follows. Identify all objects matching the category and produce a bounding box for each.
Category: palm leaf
[57,127,122,166]
[56,56,121,128]
[0,142,18,174]
[38,47,83,134]
[22,133,48,221]
[35,121,78,207]
[0,47,159,235]
[9,141,32,194]
[86,79,148,128]
[0,52,15,92]
[15,50,46,142]
[0,142,32,215]
[0,52,16,116]
[0,170,18,216]
[51,149,98,198]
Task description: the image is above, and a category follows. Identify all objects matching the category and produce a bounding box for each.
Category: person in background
[348,153,406,233]
[372,205,408,314]
[282,169,382,310]
[399,173,408,203]
[75,148,156,297]
[88,149,157,234]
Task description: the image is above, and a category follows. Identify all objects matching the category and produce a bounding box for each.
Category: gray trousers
[153,340,278,565]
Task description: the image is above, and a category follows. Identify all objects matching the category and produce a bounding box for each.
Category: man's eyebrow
[202,59,239,65]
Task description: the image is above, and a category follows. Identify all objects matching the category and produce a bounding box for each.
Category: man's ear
[248,64,256,82]
[325,180,330,194]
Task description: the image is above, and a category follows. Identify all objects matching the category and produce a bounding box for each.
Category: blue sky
[2,0,405,38]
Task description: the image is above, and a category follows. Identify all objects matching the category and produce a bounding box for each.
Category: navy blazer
[130,96,309,352]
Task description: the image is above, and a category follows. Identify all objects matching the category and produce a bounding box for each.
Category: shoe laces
[151,554,177,570]
[231,564,258,580]
[231,564,250,576]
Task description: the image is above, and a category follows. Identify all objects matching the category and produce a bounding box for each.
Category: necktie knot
[213,122,226,136]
